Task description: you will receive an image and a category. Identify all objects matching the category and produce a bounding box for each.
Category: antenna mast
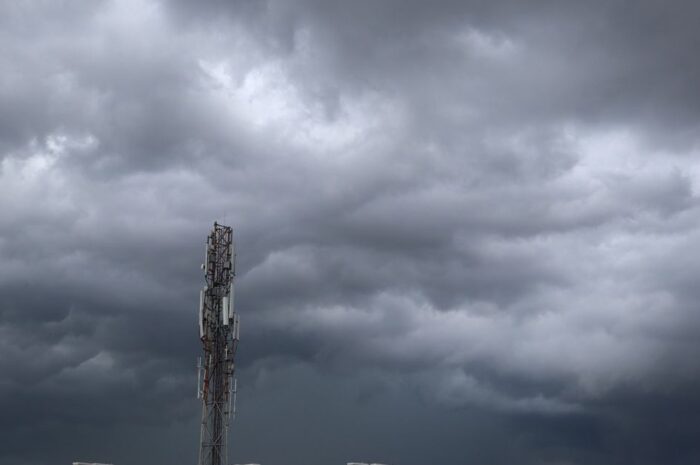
[197,222,240,465]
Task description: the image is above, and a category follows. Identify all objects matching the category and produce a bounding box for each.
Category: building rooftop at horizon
[73,462,113,465]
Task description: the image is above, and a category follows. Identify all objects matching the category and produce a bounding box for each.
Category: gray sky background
[2,1,700,464]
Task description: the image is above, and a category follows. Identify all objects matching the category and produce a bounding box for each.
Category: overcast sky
[2,1,700,464]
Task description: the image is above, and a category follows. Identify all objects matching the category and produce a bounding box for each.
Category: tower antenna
[197,222,239,465]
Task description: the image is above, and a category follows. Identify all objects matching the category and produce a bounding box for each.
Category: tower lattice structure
[197,222,239,465]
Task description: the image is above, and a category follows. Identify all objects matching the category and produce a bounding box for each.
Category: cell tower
[197,222,240,465]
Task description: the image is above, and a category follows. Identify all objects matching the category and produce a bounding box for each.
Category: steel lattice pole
[197,223,238,465]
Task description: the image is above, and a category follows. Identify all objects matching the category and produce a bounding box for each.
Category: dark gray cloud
[2,1,700,464]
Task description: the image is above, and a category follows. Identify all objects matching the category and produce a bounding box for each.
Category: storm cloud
[2,1,700,464]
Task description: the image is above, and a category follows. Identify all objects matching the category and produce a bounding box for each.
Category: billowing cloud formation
[2,1,700,464]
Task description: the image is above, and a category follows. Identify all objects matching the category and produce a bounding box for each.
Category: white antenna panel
[222,296,229,325]
[198,289,205,337]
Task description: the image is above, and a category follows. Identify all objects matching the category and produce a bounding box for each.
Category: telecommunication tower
[197,222,240,465]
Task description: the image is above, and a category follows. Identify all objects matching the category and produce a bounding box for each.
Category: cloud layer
[2,1,700,464]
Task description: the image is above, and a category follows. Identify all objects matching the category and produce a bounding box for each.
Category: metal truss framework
[197,222,239,465]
